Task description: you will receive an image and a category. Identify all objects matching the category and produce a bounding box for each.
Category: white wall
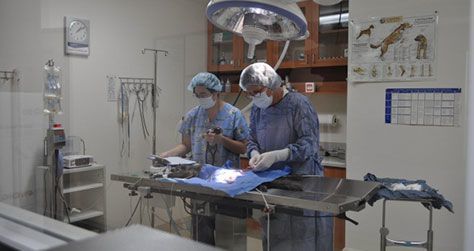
[0,0,207,229]
[464,1,474,250]
[310,94,347,144]
[346,0,469,251]
[42,0,208,229]
[0,0,71,211]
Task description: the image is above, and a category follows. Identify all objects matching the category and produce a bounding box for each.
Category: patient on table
[209,168,244,184]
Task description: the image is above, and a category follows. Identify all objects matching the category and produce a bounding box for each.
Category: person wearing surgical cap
[160,72,249,245]
[239,62,333,251]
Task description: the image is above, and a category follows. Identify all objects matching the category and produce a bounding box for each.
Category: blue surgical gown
[179,102,249,245]
[180,102,249,168]
[248,91,333,251]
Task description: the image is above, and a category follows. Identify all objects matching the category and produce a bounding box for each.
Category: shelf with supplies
[291,81,347,94]
[63,163,104,174]
[37,163,107,232]
[66,210,104,224]
[62,164,107,232]
[221,81,347,95]
[313,57,348,67]
[63,183,104,194]
[63,164,105,193]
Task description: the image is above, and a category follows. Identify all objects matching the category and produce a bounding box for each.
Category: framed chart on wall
[385,88,461,127]
[349,13,438,82]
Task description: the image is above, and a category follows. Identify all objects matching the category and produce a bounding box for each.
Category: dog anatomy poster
[349,14,437,82]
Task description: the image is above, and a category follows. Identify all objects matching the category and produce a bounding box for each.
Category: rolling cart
[380,198,434,251]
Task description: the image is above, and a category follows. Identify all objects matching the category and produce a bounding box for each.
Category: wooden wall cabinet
[314,0,349,67]
[269,0,316,69]
[207,22,241,72]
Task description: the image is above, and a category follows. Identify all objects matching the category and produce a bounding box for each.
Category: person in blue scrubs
[239,63,333,251]
[160,72,249,245]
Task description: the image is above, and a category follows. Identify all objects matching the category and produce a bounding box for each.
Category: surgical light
[207,0,344,59]
[206,0,309,59]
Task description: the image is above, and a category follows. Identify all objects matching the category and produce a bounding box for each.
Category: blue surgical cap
[239,62,281,91]
[187,72,222,92]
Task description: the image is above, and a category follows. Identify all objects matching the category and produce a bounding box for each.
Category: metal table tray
[111,173,380,214]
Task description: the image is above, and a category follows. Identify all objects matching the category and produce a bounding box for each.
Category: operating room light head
[206,0,309,59]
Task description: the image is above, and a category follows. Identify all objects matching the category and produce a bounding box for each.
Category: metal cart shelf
[380,198,434,251]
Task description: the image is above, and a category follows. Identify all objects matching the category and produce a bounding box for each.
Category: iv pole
[141,49,168,229]
[141,48,168,155]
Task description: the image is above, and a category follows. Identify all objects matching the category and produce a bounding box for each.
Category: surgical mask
[252,92,273,109]
[198,96,216,109]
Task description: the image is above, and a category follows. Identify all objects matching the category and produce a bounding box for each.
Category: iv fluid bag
[43,63,62,114]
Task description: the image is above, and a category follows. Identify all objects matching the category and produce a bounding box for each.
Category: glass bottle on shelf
[318,0,349,60]
[211,27,235,67]
[225,79,231,93]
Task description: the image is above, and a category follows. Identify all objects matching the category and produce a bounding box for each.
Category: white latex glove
[252,148,290,171]
[248,150,261,168]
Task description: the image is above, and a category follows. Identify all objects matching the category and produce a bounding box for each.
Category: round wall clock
[65,17,90,56]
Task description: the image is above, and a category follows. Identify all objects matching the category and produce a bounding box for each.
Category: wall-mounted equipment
[63,155,94,169]
[116,49,168,158]
[0,69,20,85]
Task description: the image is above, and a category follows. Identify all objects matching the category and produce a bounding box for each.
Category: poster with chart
[385,88,461,127]
[349,14,437,82]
